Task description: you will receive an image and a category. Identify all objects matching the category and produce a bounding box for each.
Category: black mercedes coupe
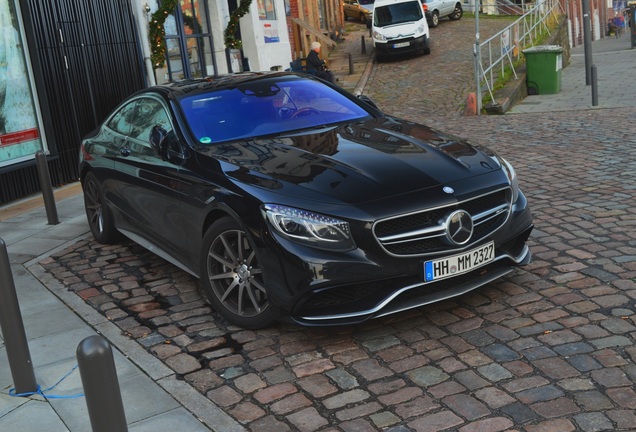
[79,72,533,329]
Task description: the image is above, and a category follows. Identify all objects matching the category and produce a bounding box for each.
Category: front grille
[387,36,415,42]
[373,188,511,257]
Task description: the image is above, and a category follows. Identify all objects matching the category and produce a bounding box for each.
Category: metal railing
[474,0,564,113]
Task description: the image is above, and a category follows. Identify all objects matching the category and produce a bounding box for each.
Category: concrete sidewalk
[0,184,240,431]
[508,34,635,113]
[327,22,375,95]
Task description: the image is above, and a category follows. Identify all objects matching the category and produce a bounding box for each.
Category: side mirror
[149,125,185,164]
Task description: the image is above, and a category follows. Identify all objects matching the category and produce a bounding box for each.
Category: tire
[200,217,276,329]
[430,11,439,28]
[360,13,367,24]
[422,40,431,55]
[82,171,119,244]
[449,4,463,20]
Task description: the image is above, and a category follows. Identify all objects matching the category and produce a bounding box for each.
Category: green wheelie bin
[523,45,563,95]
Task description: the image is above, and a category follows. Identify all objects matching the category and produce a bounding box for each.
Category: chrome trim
[118,229,198,277]
[377,224,444,242]
[299,244,530,322]
[472,203,508,224]
[372,186,512,258]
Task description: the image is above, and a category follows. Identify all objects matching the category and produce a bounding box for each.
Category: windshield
[374,1,423,27]
[179,77,372,145]
[359,0,374,5]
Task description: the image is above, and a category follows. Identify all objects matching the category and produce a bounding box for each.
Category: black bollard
[77,336,128,432]
[361,35,366,54]
[35,151,60,225]
[0,238,38,395]
[591,64,598,106]
[349,53,355,75]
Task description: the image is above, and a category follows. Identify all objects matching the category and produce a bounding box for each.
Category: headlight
[501,158,519,203]
[263,204,355,251]
[373,30,386,41]
[417,24,425,35]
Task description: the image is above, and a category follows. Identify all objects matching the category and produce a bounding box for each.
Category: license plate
[393,42,410,48]
[424,242,494,282]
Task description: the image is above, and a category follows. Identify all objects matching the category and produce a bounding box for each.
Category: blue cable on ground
[8,364,84,399]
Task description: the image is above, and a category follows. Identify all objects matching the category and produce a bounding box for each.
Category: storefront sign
[0,0,45,167]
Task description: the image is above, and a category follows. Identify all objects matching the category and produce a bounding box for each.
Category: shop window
[258,0,277,19]
[157,0,216,84]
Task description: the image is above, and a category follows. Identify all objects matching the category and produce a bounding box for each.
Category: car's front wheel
[359,13,367,23]
[449,3,463,20]
[82,172,119,244]
[430,11,439,28]
[200,217,276,329]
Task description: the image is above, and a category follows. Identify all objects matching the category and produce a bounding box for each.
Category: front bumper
[293,229,532,325]
[259,190,534,326]
[375,35,429,56]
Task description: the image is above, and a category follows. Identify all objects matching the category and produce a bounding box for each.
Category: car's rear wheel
[82,172,119,244]
[430,11,439,28]
[449,4,463,20]
[200,217,276,329]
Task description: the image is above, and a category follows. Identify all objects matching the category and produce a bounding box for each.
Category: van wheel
[449,4,463,20]
[430,11,439,28]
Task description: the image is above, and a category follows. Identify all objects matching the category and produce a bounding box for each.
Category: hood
[375,20,422,38]
[197,117,504,204]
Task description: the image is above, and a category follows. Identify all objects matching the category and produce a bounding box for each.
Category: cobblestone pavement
[37,19,636,432]
[364,16,515,117]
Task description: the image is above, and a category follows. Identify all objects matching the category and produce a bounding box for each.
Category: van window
[374,1,423,27]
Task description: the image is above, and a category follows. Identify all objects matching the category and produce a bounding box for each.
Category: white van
[371,0,431,61]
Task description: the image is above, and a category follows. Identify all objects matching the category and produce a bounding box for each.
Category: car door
[111,97,190,263]
[343,0,354,19]
[440,0,453,17]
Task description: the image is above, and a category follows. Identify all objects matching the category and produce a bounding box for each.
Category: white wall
[240,0,292,72]
[207,0,231,74]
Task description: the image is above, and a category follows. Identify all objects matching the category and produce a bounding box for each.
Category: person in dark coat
[306,42,336,84]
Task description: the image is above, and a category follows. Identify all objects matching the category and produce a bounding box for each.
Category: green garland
[149,0,178,69]
[224,0,253,50]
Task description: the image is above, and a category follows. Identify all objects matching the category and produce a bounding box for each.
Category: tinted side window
[129,99,172,143]
[107,101,137,135]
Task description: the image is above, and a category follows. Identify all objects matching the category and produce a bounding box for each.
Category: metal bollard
[35,151,60,225]
[361,35,366,54]
[0,238,38,395]
[591,64,598,106]
[349,53,355,75]
[77,336,128,432]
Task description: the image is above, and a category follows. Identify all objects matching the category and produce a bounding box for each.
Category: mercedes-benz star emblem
[445,210,473,245]
[443,186,454,194]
